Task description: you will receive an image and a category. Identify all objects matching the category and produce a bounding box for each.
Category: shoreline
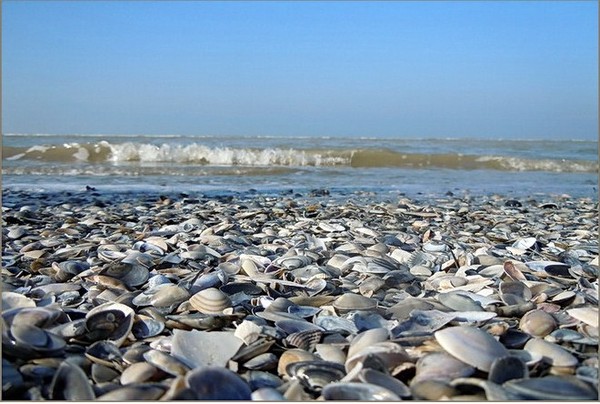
[2,187,598,400]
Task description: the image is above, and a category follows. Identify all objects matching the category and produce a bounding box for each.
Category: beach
[2,187,598,400]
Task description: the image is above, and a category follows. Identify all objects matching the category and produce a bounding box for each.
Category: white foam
[106,142,350,167]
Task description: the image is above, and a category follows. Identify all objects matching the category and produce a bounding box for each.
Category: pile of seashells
[2,190,598,400]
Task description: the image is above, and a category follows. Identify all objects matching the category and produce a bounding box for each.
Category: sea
[2,134,598,201]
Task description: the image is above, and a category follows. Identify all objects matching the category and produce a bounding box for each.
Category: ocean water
[2,134,598,200]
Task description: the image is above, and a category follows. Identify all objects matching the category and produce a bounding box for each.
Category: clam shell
[286,360,346,393]
[120,362,159,385]
[503,375,598,400]
[143,349,190,376]
[186,366,252,400]
[567,307,598,328]
[519,309,556,337]
[132,315,165,339]
[333,293,377,313]
[84,302,134,347]
[171,329,244,368]
[1,291,36,311]
[277,348,318,376]
[358,368,411,397]
[523,338,578,367]
[85,340,124,368]
[48,361,95,400]
[434,326,509,372]
[322,382,401,400]
[488,355,528,384]
[499,281,532,305]
[189,287,232,314]
[413,351,475,384]
[345,341,412,373]
[284,329,323,351]
[96,385,165,400]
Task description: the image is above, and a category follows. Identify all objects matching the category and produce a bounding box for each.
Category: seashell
[186,366,252,400]
[1,291,36,311]
[51,260,90,282]
[91,363,120,384]
[244,353,279,370]
[170,329,244,368]
[48,361,95,400]
[523,338,578,368]
[288,305,321,318]
[265,296,295,312]
[275,255,312,269]
[276,319,324,335]
[85,340,124,369]
[525,261,571,277]
[132,315,165,339]
[284,329,323,351]
[567,307,598,328]
[277,348,318,376]
[322,381,401,400]
[345,341,412,374]
[347,328,388,359]
[304,278,328,296]
[101,262,149,288]
[7,226,28,240]
[8,323,66,356]
[435,326,509,372]
[333,293,377,313]
[189,287,232,314]
[507,349,543,367]
[358,368,411,397]
[450,377,517,400]
[503,375,598,400]
[120,362,159,385]
[503,261,527,281]
[438,291,483,312]
[313,315,358,335]
[499,280,532,305]
[412,352,475,384]
[142,349,190,376]
[84,302,134,347]
[488,355,528,384]
[315,344,347,364]
[390,309,455,337]
[251,387,286,401]
[244,370,284,391]
[220,281,263,295]
[286,360,346,393]
[519,309,556,337]
[149,284,190,307]
[410,379,458,400]
[96,385,165,400]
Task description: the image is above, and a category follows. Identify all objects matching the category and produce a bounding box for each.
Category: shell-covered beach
[2,188,598,400]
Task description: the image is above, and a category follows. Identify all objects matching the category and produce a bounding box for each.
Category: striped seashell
[189,288,232,314]
[284,329,323,351]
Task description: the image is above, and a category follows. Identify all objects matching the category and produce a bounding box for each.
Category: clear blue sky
[2,1,598,139]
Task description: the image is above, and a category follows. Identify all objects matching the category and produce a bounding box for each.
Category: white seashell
[189,287,231,314]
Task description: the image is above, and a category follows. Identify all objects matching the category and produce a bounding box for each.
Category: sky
[2,1,598,140]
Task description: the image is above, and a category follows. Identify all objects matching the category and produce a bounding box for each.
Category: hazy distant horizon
[3,1,598,141]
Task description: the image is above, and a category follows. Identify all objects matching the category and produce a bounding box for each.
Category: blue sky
[2,1,598,139]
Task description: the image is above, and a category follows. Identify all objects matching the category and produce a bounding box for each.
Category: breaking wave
[2,141,598,173]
